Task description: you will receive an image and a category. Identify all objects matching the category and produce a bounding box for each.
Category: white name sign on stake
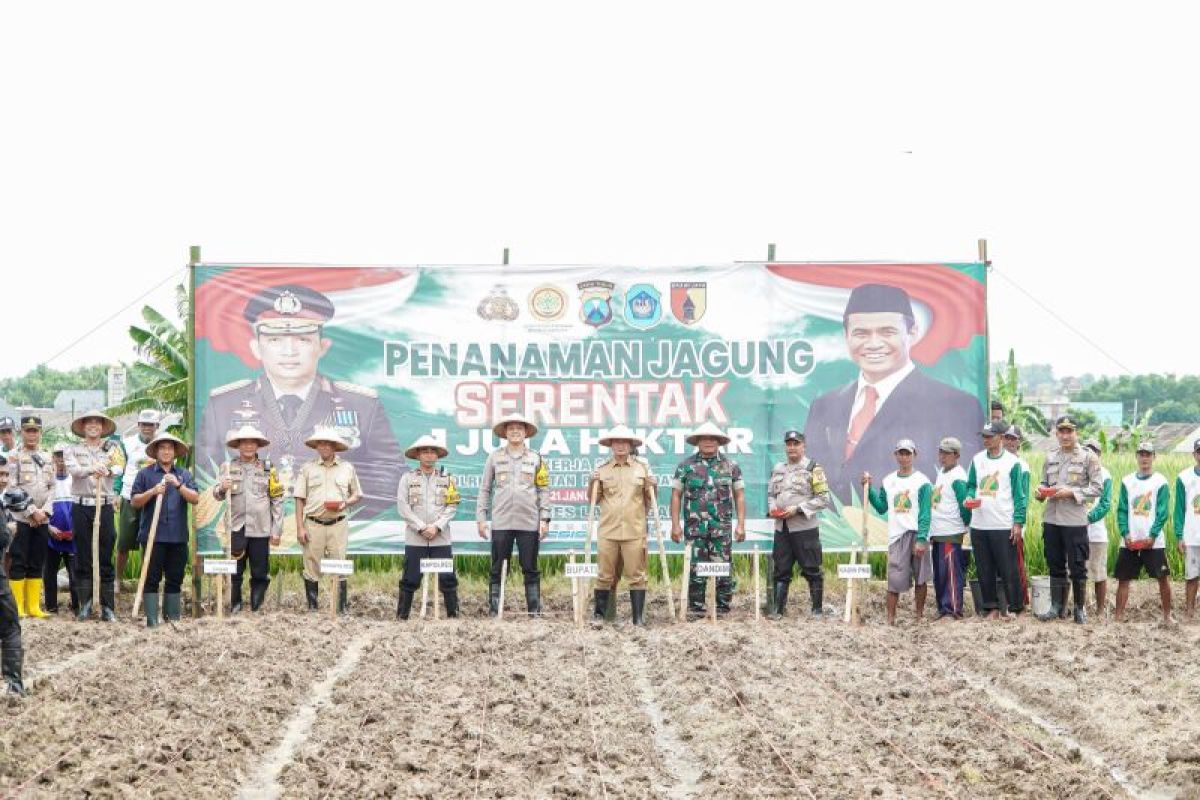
[204,559,238,575]
[694,561,732,577]
[319,559,354,576]
[565,563,599,579]
[838,564,872,580]
[420,558,455,574]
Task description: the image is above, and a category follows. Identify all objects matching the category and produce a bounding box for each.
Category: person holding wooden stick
[863,439,932,626]
[766,430,830,619]
[5,415,56,618]
[588,425,654,626]
[63,410,125,622]
[212,425,284,614]
[130,434,199,627]
[670,421,746,619]
[395,434,460,620]
[0,458,28,694]
[293,427,361,614]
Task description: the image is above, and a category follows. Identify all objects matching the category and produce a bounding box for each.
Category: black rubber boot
[304,579,319,611]
[687,584,706,618]
[230,579,244,614]
[525,583,542,617]
[810,583,824,618]
[1072,579,1088,625]
[593,589,611,621]
[630,589,646,626]
[488,582,500,617]
[396,588,414,620]
[100,581,117,622]
[1,644,24,697]
[1038,579,1067,621]
[443,589,459,618]
[163,594,181,622]
[75,580,93,621]
[769,582,788,620]
[337,580,348,615]
[144,594,160,628]
[250,583,267,612]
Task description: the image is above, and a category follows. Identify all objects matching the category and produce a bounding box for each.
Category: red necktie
[844,385,878,461]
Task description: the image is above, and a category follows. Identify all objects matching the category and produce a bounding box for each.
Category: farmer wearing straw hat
[670,421,746,618]
[117,409,161,591]
[63,410,126,621]
[212,425,284,613]
[589,424,655,625]
[130,434,199,626]
[293,427,362,613]
[767,430,831,619]
[395,435,460,620]
[477,412,551,616]
[0,457,28,694]
[5,415,55,618]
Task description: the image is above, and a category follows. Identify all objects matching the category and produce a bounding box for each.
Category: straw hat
[145,432,190,460]
[71,409,117,438]
[685,420,730,446]
[304,426,349,452]
[405,434,449,460]
[225,425,271,449]
[598,424,643,448]
[492,412,538,439]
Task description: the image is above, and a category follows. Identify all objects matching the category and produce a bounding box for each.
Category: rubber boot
[100,581,117,622]
[593,589,611,622]
[810,582,824,618]
[396,587,414,620]
[24,580,48,619]
[250,583,267,612]
[75,580,93,621]
[488,582,500,617]
[163,593,182,622]
[304,579,319,611]
[10,580,26,618]
[1038,579,1067,621]
[230,578,244,614]
[443,589,459,618]
[687,584,706,618]
[525,583,542,617]
[1072,579,1088,625]
[769,582,788,620]
[337,579,348,615]
[1,644,24,697]
[144,593,160,628]
[630,589,646,626]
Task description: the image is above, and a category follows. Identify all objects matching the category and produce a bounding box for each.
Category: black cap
[1004,425,1022,439]
[981,420,1008,437]
[244,285,335,335]
[842,284,915,324]
[783,430,804,443]
[1194,438,1200,452]
[1055,414,1078,430]
[20,415,42,430]
[0,417,13,431]
[990,399,1004,411]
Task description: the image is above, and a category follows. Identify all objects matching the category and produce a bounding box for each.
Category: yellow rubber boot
[25,579,48,618]
[10,579,27,617]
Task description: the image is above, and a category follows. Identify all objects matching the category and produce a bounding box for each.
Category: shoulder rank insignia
[332,380,378,398]
[211,379,252,396]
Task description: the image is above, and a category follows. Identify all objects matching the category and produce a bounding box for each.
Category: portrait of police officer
[199,284,403,519]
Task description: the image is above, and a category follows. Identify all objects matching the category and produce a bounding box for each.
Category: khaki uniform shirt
[8,447,55,516]
[397,469,460,547]
[767,457,830,533]
[1040,445,1102,527]
[593,458,654,542]
[476,447,550,530]
[214,459,284,538]
[63,441,124,498]
[293,456,362,521]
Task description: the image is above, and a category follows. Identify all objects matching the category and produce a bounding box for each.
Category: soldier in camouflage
[767,430,831,618]
[670,421,746,617]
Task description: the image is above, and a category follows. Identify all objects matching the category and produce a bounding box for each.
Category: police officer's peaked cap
[783,430,804,443]
[405,434,449,460]
[245,285,335,335]
[842,283,915,323]
[20,415,42,430]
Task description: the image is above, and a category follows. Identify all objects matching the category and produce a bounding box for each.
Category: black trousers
[43,550,77,611]
[401,544,458,593]
[9,522,49,580]
[72,505,116,587]
[1043,523,1089,582]
[0,577,20,658]
[145,541,189,595]
[971,528,1022,612]
[489,530,540,586]
[234,535,271,591]
[772,527,823,589]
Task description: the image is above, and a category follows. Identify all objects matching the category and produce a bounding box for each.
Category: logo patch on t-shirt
[979,473,1000,497]
[1133,492,1154,517]
[894,490,912,513]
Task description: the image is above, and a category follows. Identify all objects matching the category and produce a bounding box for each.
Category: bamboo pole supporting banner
[132,493,164,618]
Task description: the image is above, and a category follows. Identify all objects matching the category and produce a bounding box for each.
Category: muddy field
[2,581,1199,799]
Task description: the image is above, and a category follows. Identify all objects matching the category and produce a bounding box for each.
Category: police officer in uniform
[293,427,362,613]
[767,430,831,619]
[213,425,284,613]
[6,416,56,618]
[63,410,125,621]
[589,425,655,626]
[477,413,551,617]
[199,285,402,518]
[1,458,28,695]
[395,435,461,620]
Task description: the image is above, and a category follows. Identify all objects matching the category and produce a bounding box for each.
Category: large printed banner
[193,263,987,555]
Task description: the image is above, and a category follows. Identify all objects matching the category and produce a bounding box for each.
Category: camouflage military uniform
[671,452,744,612]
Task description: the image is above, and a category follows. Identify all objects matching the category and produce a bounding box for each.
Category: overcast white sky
[2,1,1195,382]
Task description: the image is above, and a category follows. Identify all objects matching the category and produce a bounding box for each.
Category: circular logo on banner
[528,285,568,322]
[622,284,663,329]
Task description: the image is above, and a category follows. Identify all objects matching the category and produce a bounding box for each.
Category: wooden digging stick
[218,462,231,621]
[420,571,429,620]
[91,481,102,616]
[584,480,599,619]
[678,542,692,623]
[497,559,508,620]
[131,492,164,618]
[707,576,717,624]
[432,569,439,620]
[752,544,761,622]
[648,485,675,622]
[569,549,580,626]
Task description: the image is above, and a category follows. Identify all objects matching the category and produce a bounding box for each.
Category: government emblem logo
[622,284,662,329]
[670,282,707,325]
[528,285,568,322]
[578,280,615,328]
[477,285,520,321]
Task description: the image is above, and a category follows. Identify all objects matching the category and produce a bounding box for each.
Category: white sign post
[694,562,731,623]
[320,559,354,621]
